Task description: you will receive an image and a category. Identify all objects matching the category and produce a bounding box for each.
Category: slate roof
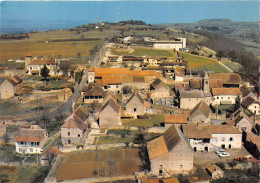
[133,76,145,83]
[209,79,223,89]
[190,100,211,118]
[209,73,241,85]
[151,78,162,89]
[147,125,190,160]
[225,109,253,126]
[212,88,242,96]
[73,105,90,123]
[182,124,241,139]
[179,90,204,98]
[100,98,121,114]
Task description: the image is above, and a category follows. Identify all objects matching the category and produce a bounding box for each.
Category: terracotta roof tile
[84,83,106,97]
[101,75,122,86]
[16,126,47,143]
[212,88,242,96]
[190,100,211,118]
[209,79,223,89]
[41,147,60,157]
[164,111,190,124]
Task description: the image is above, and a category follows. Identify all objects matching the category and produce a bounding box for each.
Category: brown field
[55,149,141,182]
[0,29,116,62]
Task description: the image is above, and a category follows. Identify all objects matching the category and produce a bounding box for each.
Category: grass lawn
[122,114,164,127]
[0,144,24,162]
[221,58,243,72]
[6,125,20,143]
[111,46,175,57]
[97,136,134,145]
[180,52,230,73]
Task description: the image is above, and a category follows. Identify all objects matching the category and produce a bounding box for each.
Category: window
[30,148,33,152]
[221,137,225,141]
[159,170,163,176]
[116,85,119,88]
[133,108,137,112]
[205,81,208,84]
[36,142,39,146]
[229,137,233,141]
[68,132,70,136]
[19,148,22,152]
[68,140,71,144]
[31,142,34,146]
[217,97,219,99]
[78,134,80,138]
[221,97,223,99]
[21,142,24,145]
[228,97,230,99]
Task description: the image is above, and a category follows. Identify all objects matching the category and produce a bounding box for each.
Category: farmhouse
[147,125,193,176]
[211,88,242,105]
[152,38,186,50]
[15,125,48,154]
[61,106,89,145]
[82,83,106,103]
[0,75,22,99]
[163,111,190,128]
[179,90,210,110]
[182,124,242,152]
[27,58,57,76]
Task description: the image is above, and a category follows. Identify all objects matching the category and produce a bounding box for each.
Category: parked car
[218,152,230,157]
[216,149,225,155]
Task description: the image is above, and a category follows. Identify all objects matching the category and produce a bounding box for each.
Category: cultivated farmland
[55,149,141,182]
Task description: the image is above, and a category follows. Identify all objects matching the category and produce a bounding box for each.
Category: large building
[152,38,186,50]
[147,125,193,177]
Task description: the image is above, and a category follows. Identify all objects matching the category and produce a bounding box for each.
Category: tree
[40,64,50,81]
[59,61,71,77]
[216,51,224,60]
[122,85,132,94]
[233,95,241,112]
[3,133,10,144]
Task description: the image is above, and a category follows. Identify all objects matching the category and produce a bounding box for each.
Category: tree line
[196,30,259,84]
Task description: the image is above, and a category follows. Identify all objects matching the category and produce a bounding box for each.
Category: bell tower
[203,72,209,93]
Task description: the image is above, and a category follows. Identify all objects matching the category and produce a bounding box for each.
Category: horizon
[1,1,259,33]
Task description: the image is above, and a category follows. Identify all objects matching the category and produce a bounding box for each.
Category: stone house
[124,92,151,118]
[182,124,242,152]
[241,96,260,115]
[147,125,193,177]
[179,90,211,110]
[58,88,72,101]
[61,106,89,145]
[15,125,48,154]
[0,121,6,138]
[206,164,224,179]
[41,147,60,166]
[0,75,22,99]
[102,93,117,106]
[211,88,242,106]
[188,100,211,124]
[82,83,106,103]
[225,109,253,132]
[150,78,174,106]
[98,98,121,128]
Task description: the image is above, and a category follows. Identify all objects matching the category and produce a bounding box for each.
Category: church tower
[203,72,209,93]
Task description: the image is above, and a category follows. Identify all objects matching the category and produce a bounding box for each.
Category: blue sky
[1,1,259,33]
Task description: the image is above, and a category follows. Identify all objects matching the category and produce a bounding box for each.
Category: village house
[211,88,242,105]
[225,108,254,132]
[15,125,48,154]
[41,147,60,166]
[0,121,6,138]
[206,164,224,180]
[58,88,72,101]
[0,75,22,99]
[27,58,57,76]
[241,96,260,115]
[61,106,89,145]
[174,72,184,82]
[152,38,186,50]
[124,92,151,118]
[147,125,193,177]
[150,78,174,106]
[188,100,211,124]
[143,56,161,66]
[102,93,117,106]
[98,98,121,128]
[182,124,242,152]
[82,83,106,103]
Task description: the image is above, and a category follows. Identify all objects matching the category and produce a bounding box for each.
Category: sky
[1,1,259,33]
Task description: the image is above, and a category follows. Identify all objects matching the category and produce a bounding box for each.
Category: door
[229,144,232,149]
[221,144,225,149]
[205,147,208,151]
[68,140,71,144]
[193,147,197,152]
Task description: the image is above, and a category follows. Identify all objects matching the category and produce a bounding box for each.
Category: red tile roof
[212,88,242,96]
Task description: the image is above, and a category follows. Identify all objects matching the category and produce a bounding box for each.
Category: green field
[221,58,243,72]
[122,114,164,127]
[111,46,175,57]
[180,52,230,73]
